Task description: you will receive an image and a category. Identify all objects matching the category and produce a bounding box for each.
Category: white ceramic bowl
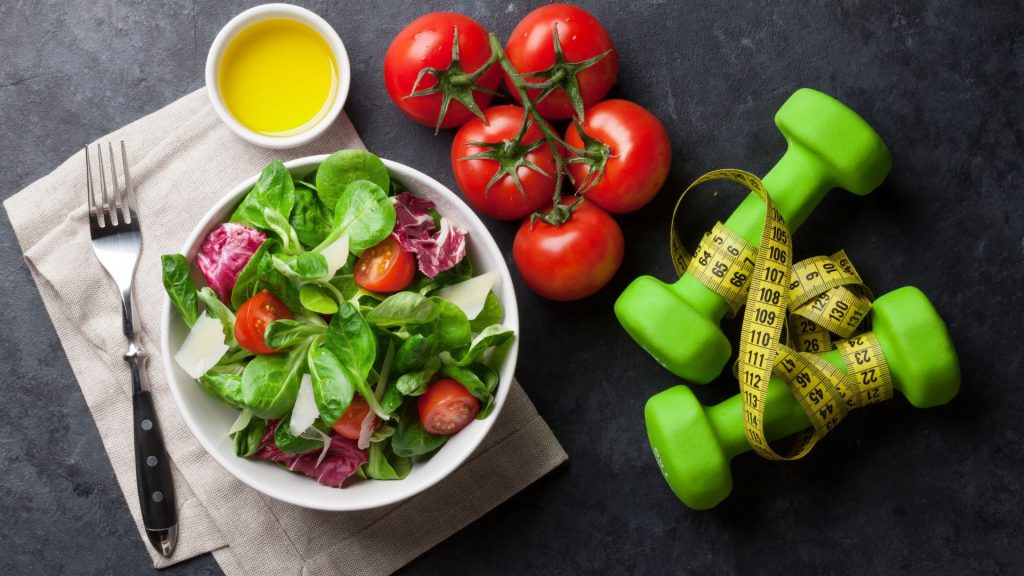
[161,156,519,511]
[205,4,352,149]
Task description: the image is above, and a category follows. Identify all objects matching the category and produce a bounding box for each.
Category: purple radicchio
[196,222,265,303]
[392,192,467,278]
[253,421,367,488]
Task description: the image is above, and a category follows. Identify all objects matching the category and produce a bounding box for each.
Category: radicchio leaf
[254,421,367,488]
[392,192,467,278]
[197,223,266,303]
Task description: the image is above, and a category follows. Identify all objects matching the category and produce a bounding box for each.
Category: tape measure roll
[838,333,894,407]
[683,222,757,315]
[668,169,894,460]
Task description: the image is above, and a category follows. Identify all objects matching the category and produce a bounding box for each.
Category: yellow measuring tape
[669,169,893,460]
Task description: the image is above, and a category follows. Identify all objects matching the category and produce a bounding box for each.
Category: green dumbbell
[615,88,892,384]
[645,286,959,510]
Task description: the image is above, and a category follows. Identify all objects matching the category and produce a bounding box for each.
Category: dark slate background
[2,1,1021,574]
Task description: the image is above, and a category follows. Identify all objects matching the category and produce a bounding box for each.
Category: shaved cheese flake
[435,271,498,319]
[317,232,350,280]
[357,408,376,450]
[174,313,230,379]
[313,428,332,468]
[289,374,319,437]
[228,409,253,435]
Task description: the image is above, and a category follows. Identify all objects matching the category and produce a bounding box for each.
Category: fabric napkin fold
[4,89,567,574]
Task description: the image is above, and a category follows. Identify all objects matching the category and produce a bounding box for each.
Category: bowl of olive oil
[205,4,351,149]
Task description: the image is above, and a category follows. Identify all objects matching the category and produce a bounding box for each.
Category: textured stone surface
[1,1,1022,574]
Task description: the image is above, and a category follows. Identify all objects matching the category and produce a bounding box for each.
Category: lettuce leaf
[392,192,467,278]
[254,421,367,487]
[196,222,266,303]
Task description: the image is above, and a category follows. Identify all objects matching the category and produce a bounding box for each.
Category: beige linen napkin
[4,89,567,574]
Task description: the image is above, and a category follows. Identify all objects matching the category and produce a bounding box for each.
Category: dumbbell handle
[707,346,852,460]
[671,147,833,324]
[725,146,831,242]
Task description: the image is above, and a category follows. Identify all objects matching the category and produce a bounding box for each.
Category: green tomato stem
[487,34,572,212]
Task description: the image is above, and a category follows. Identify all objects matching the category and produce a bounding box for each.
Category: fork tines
[86,141,138,229]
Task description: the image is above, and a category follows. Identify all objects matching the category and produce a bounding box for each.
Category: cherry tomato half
[354,235,416,293]
[504,4,619,120]
[565,99,672,214]
[513,198,624,301]
[332,396,377,441]
[234,290,293,355]
[384,13,502,129]
[451,105,559,220]
[418,378,480,436]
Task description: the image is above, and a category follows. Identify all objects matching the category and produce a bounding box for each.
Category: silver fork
[86,142,177,558]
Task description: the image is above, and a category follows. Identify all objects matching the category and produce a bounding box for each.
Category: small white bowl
[161,156,519,511]
[205,4,351,149]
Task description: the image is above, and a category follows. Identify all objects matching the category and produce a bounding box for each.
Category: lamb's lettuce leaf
[453,325,515,366]
[264,320,326,350]
[161,254,200,327]
[426,298,472,353]
[470,292,503,332]
[361,441,411,480]
[290,185,333,248]
[255,250,302,312]
[197,362,246,408]
[299,284,338,314]
[365,292,438,327]
[274,252,329,281]
[230,161,303,254]
[326,302,376,378]
[316,180,396,253]
[241,339,311,420]
[391,403,448,458]
[307,341,357,427]
[395,334,433,373]
[395,357,441,396]
[230,410,267,458]
[315,150,390,211]
[274,414,325,454]
[231,160,293,229]
[197,287,238,348]
[442,363,499,419]
[230,239,272,309]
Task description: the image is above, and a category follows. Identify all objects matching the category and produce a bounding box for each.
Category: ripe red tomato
[565,99,672,214]
[354,235,416,292]
[418,378,480,435]
[504,4,618,120]
[384,13,502,129]
[513,198,624,301]
[234,290,293,354]
[332,396,376,440]
[451,105,559,220]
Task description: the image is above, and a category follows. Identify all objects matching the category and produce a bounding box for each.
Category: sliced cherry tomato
[354,235,416,293]
[419,378,480,435]
[234,290,293,354]
[513,198,624,301]
[332,396,377,440]
[565,99,672,214]
[451,105,559,220]
[504,4,619,120]
[384,13,502,130]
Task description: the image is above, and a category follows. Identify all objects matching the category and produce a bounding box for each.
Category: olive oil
[218,18,337,136]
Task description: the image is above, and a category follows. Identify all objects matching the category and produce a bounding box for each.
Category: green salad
[162,150,514,487]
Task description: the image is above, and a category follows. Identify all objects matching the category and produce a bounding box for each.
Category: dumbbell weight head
[645,287,960,509]
[616,88,892,384]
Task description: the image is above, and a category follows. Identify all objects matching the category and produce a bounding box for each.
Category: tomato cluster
[384,4,672,301]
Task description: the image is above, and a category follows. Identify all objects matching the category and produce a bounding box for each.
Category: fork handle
[133,389,178,556]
